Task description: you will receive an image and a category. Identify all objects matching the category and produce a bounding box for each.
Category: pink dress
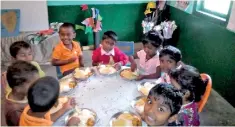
[137,50,160,75]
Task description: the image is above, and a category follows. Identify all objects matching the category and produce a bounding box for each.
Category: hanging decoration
[78,5,102,34]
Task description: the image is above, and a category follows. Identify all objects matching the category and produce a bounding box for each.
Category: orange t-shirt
[52,41,82,73]
[19,105,53,126]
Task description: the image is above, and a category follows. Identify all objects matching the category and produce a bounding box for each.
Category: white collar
[101,47,115,56]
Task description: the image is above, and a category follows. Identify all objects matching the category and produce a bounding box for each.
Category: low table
[54,67,154,126]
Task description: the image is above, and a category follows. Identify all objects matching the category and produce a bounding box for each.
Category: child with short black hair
[4,61,39,126]
[143,83,182,126]
[19,76,76,126]
[1,41,45,95]
[52,23,84,76]
[129,30,163,75]
[137,46,183,83]
[92,31,128,70]
[169,65,207,126]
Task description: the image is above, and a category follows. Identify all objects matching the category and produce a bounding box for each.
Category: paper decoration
[98,14,102,21]
[91,8,96,18]
[85,26,93,34]
[75,25,85,30]
[1,9,20,37]
[81,5,88,11]
[93,21,102,32]
[227,2,235,33]
[142,21,154,34]
[81,17,94,28]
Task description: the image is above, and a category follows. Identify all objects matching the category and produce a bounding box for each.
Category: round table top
[55,67,154,126]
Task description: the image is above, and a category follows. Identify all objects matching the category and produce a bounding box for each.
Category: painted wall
[2,1,49,31]
[48,3,146,46]
[169,7,235,107]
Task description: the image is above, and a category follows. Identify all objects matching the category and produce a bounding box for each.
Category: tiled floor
[1,50,235,126]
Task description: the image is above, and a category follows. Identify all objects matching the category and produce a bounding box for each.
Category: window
[196,0,232,22]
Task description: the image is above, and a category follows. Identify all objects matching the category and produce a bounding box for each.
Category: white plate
[137,81,157,96]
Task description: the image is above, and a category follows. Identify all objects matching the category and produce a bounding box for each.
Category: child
[92,31,128,70]
[129,30,163,75]
[52,23,84,76]
[1,41,45,95]
[4,61,39,126]
[137,46,182,83]
[19,76,76,126]
[143,83,182,126]
[169,65,207,126]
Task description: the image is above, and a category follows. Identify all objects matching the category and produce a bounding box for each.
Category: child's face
[16,73,39,96]
[101,38,115,52]
[143,96,172,126]
[143,43,158,57]
[15,48,33,62]
[59,27,76,45]
[160,55,177,73]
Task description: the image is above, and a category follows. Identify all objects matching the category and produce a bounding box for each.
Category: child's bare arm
[51,57,77,66]
[51,98,76,122]
[79,55,84,67]
[129,56,137,72]
[136,66,161,80]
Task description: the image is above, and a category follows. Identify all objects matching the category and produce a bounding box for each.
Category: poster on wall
[167,0,194,14]
[227,2,235,33]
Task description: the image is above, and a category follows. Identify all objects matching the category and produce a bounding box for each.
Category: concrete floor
[1,50,235,126]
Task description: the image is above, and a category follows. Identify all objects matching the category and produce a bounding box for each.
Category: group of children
[1,23,207,126]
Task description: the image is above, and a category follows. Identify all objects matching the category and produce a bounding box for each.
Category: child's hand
[67,117,80,126]
[114,62,121,70]
[130,62,137,72]
[62,98,76,112]
[136,75,145,81]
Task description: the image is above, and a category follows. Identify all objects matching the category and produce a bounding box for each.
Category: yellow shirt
[2,61,45,95]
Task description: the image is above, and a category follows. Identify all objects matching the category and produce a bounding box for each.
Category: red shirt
[92,47,129,65]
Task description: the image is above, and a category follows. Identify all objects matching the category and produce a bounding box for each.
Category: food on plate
[99,65,116,75]
[74,68,92,79]
[132,97,147,114]
[60,78,76,92]
[69,81,77,88]
[50,97,68,114]
[120,69,138,80]
[111,112,142,126]
[69,108,97,126]
[138,82,156,96]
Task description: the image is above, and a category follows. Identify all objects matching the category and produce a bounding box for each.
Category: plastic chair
[197,73,212,113]
[116,41,134,56]
[56,66,63,79]
[116,41,134,66]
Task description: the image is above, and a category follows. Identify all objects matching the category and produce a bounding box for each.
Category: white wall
[2,1,49,32]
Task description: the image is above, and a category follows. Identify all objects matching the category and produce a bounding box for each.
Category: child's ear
[73,32,76,39]
[168,114,178,123]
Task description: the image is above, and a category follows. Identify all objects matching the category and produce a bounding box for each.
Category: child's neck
[28,109,46,119]
[146,53,156,60]
[183,99,192,105]
[64,43,73,50]
[9,91,25,101]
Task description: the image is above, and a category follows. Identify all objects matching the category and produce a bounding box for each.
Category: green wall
[48,4,145,46]
[169,7,235,107]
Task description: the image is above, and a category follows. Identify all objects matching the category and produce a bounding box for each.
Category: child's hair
[28,76,60,112]
[6,61,38,89]
[159,46,182,63]
[59,22,75,32]
[169,65,207,102]
[142,30,163,48]
[10,41,31,58]
[102,31,118,42]
[148,83,182,116]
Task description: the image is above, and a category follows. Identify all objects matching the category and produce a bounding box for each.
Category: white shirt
[101,48,115,56]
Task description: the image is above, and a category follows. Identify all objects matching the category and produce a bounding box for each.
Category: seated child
[1,41,45,95]
[92,31,128,70]
[4,61,39,126]
[20,76,76,126]
[169,65,207,126]
[52,23,84,76]
[143,83,182,126]
[137,46,182,83]
[129,30,163,75]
